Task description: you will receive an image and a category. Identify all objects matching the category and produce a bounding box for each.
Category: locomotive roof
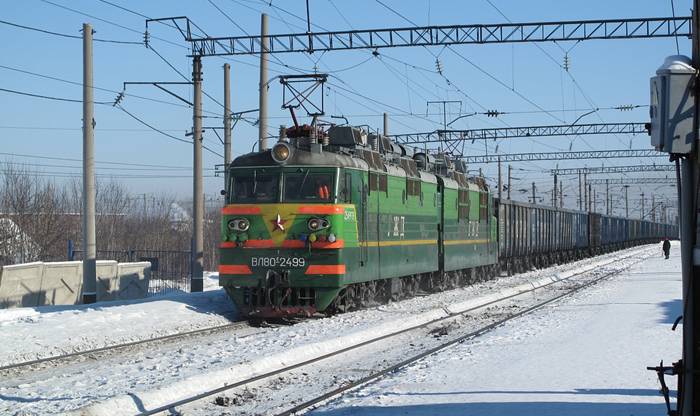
[231,131,487,192]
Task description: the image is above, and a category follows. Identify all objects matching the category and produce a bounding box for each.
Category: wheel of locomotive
[328,286,351,314]
[378,279,392,303]
[444,271,454,289]
[358,282,371,307]
[458,269,469,287]
[428,272,440,292]
[365,282,376,307]
[408,275,421,296]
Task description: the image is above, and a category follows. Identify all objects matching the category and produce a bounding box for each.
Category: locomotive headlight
[327,233,337,243]
[307,217,330,231]
[227,218,250,232]
[271,142,292,164]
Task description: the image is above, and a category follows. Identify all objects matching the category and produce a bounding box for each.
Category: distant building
[169,202,191,232]
[0,217,40,265]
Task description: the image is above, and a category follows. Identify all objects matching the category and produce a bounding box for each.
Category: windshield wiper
[298,169,310,195]
[252,169,258,195]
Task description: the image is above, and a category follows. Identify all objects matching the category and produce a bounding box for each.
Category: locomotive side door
[360,178,368,266]
[437,178,445,273]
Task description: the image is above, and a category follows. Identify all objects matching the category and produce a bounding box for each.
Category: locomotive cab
[220,144,360,318]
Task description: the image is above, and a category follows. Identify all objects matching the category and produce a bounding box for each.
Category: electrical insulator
[486,110,501,117]
[616,104,635,111]
[113,91,125,107]
[563,54,570,72]
[435,58,443,75]
[143,30,150,48]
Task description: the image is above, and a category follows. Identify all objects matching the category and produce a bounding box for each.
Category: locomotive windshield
[228,168,335,203]
[230,170,279,203]
[284,171,334,202]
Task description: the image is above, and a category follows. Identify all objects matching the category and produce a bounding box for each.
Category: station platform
[315,242,682,416]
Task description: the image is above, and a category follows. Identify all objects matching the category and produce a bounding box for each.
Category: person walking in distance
[662,237,671,259]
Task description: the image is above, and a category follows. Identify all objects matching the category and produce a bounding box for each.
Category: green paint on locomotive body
[219,147,496,313]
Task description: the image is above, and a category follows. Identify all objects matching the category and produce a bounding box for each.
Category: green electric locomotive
[220,124,498,318]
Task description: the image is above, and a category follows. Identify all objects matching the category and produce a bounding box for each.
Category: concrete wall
[0,260,151,308]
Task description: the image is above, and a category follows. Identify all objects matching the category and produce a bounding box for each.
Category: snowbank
[74,245,655,416]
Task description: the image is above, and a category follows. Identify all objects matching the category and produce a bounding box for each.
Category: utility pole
[588,182,592,212]
[224,63,232,167]
[553,173,558,206]
[383,112,389,136]
[258,13,269,151]
[652,194,656,222]
[191,56,204,293]
[578,171,582,210]
[559,181,563,208]
[592,189,596,213]
[606,179,610,215]
[81,23,96,304]
[531,182,536,204]
[624,185,629,217]
[497,157,502,200]
[641,192,645,219]
[584,173,589,210]
[507,164,512,200]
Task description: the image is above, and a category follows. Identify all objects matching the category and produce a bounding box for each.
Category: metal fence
[69,246,191,295]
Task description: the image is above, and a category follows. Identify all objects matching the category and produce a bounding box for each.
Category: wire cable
[0,151,193,169]
[0,87,111,104]
[116,104,224,158]
[0,19,141,44]
[0,63,225,116]
[38,0,183,49]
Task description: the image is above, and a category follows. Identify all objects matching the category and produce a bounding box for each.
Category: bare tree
[0,164,224,288]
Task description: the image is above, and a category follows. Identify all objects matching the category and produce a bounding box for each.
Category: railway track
[140,250,648,416]
[275,257,646,415]
[0,314,253,375]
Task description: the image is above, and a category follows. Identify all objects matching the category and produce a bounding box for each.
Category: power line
[327,79,440,129]
[95,0,153,21]
[0,125,183,132]
[0,18,141,44]
[480,1,626,153]
[0,170,217,179]
[0,86,111,105]
[115,104,224,158]
[0,151,195,169]
[327,0,355,29]
[208,0,250,35]
[38,0,183,49]
[0,160,216,172]
[0,63,223,113]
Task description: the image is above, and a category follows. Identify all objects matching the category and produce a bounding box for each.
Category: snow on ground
[0,272,233,367]
[313,242,681,416]
[0,243,673,415]
[0,248,645,369]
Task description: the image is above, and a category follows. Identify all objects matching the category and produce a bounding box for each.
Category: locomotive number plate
[250,257,306,268]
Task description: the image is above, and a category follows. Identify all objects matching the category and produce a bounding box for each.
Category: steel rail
[274,255,648,416]
[0,312,248,373]
[141,249,649,416]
